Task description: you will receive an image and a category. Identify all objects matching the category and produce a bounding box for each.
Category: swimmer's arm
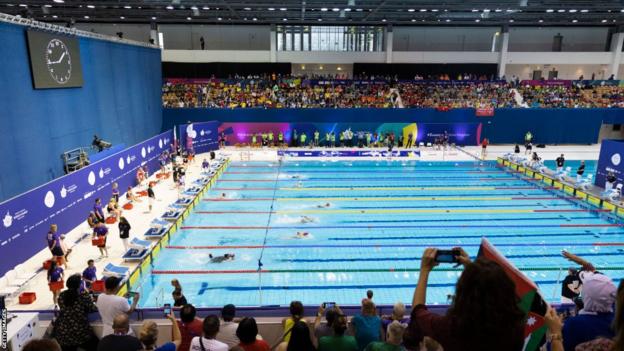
[562,251,595,272]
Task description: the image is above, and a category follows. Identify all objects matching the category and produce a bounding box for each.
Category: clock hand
[49,52,66,65]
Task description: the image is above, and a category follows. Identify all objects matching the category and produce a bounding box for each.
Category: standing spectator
[47,260,64,305]
[97,314,141,351]
[147,182,156,212]
[96,277,140,336]
[282,301,305,343]
[118,216,131,253]
[364,321,406,351]
[313,304,340,343]
[47,224,66,269]
[318,315,358,351]
[82,259,97,291]
[577,160,586,182]
[216,304,239,348]
[139,312,182,351]
[92,223,109,258]
[54,274,99,351]
[236,317,270,351]
[405,247,525,351]
[178,304,204,351]
[190,315,228,351]
[556,154,565,172]
[200,36,205,50]
[606,171,617,191]
[275,321,316,351]
[561,267,582,304]
[514,144,520,154]
[351,299,382,351]
[481,138,489,159]
[93,198,105,222]
[171,279,188,307]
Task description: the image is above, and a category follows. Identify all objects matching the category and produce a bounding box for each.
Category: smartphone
[435,249,460,263]
[163,303,171,316]
[323,302,335,309]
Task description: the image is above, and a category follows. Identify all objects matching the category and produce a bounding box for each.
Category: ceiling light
[166,5,173,10]
[419,9,427,12]
[602,19,607,23]
[411,18,416,22]
[84,15,89,18]
[356,8,363,11]
[471,9,478,12]
[202,6,209,10]
[344,8,351,12]
[445,19,451,22]
[252,17,257,21]
[282,18,287,21]
[332,8,340,11]
[381,18,386,22]
[509,19,514,22]
[124,5,131,9]
[152,16,156,20]
[44,4,52,7]
[621,9,624,12]
[572,19,578,23]
[320,7,328,11]
[538,19,543,23]
[52,15,57,18]
[120,16,125,19]
[87,4,94,8]
[495,9,502,12]
[190,6,197,10]
[506,9,514,12]
[483,9,490,12]
[431,9,438,12]
[53,0,64,3]
[475,19,480,22]
[186,17,191,20]
[19,4,27,7]
[408,8,415,12]
[580,9,588,13]
[217,17,222,20]
[569,9,577,13]
[279,7,287,11]
[317,18,322,21]
[546,9,554,12]
[244,7,251,10]
[557,9,565,12]
[268,8,275,11]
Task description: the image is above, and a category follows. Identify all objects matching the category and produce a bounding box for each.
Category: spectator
[139,312,182,351]
[96,276,140,336]
[405,247,525,351]
[171,279,188,307]
[381,302,409,340]
[53,274,99,351]
[236,317,270,351]
[282,300,305,343]
[562,272,617,350]
[190,315,228,351]
[351,299,382,351]
[216,304,239,348]
[97,314,142,351]
[313,304,340,343]
[177,304,204,351]
[23,339,61,351]
[561,268,582,304]
[276,321,316,351]
[318,315,358,351]
[364,321,406,351]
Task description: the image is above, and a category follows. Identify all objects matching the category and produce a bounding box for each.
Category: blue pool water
[134,160,622,308]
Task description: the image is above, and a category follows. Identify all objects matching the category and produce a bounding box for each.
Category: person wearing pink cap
[561,251,617,351]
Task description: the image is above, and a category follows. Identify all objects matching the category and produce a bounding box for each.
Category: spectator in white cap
[561,263,617,350]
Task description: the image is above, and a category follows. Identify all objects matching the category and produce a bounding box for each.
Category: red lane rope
[152,269,268,274]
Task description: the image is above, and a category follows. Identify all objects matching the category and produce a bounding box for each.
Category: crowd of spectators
[162,75,624,109]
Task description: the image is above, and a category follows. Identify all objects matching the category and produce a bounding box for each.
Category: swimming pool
[134,160,623,308]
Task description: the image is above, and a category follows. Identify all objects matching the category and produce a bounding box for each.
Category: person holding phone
[139,311,182,351]
[404,247,525,351]
[313,303,341,344]
[96,276,140,336]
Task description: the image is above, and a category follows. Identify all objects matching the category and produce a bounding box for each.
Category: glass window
[277,25,385,52]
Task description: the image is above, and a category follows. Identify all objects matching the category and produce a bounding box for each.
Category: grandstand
[1,2,624,351]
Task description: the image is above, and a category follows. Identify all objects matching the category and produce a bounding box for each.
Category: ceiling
[2,0,624,26]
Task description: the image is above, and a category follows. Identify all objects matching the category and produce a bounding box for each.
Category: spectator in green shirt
[364,321,406,351]
[319,315,358,351]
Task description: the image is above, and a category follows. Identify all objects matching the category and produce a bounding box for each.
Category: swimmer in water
[300,216,315,223]
[209,253,235,263]
[220,193,227,198]
[291,175,300,179]
[294,231,310,239]
[316,203,331,208]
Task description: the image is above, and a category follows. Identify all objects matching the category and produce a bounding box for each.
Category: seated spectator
[282,300,306,343]
[364,321,406,351]
[216,304,240,348]
[313,303,341,344]
[23,339,61,351]
[53,274,99,350]
[351,299,382,351]
[405,247,525,351]
[97,314,142,351]
[275,321,316,351]
[139,312,181,351]
[318,315,358,351]
[190,315,228,351]
[177,304,203,351]
[236,317,270,351]
[381,302,409,340]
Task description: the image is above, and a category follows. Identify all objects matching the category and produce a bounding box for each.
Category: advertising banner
[520,80,572,87]
[179,121,219,154]
[0,131,173,276]
[475,107,495,117]
[277,150,420,158]
[595,139,624,188]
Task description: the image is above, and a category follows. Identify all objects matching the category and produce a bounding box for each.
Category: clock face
[45,39,72,84]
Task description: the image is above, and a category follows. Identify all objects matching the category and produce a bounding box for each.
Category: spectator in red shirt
[237,317,270,351]
[177,304,203,351]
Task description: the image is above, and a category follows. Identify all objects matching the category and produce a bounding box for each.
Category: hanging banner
[475,107,495,117]
[595,139,624,188]
[0,131,173,277]
[179,121,219,154]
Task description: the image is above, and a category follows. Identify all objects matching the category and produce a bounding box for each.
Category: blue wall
[0,22,162,202]
[163,108,624,145]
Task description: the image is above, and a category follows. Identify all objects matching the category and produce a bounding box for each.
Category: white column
[609,32,624,79]
[497,30,510,79]
[270,25,277,63]
[149,22,158,46]
[385,26,393,63]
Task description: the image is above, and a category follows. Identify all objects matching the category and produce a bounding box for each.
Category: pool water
[134,160,623,308]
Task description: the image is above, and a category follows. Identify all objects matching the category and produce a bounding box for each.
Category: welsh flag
[477,238,548,351]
